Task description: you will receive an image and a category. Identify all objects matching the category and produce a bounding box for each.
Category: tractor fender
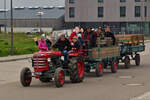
[69,52,84,57]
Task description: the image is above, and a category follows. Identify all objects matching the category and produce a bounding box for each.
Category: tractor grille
[33,57,47,68]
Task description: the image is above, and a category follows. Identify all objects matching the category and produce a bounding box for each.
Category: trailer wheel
[54,68,65,88]
[135,54,140,66]
[20,67,32,87]
[95,62,103,77]
[69,58,84,83]
[111,60,118,73]
[124,56,130,68]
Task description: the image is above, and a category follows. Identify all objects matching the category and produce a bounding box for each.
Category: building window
[135,6,141,17]
[69,0,75,3]
[135,0,140,2]
[145,6,147,17]
[69,7,75,18]
[98,7,104,17]
[120,6,126,17]
[98,0,103,3]
[120,0,126,2]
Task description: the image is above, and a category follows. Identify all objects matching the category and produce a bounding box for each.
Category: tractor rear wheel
[124,56,130,68]
[54,68,65,88]
[95,62,103,77]
[111,60,118,73]
[69,58,84,83]
[135,54,140,66]
[20,67,32,87]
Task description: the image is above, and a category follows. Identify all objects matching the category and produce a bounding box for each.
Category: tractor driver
[53,34,72,65]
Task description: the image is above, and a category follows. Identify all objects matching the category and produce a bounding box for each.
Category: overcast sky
[0,0,65,9]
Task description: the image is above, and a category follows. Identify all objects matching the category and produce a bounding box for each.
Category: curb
[0,55,33,63]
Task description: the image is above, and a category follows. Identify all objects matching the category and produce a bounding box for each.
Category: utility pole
[4,0,7,33]
[141,0,144,35]
[10,0,14,55]
[37,11,44,33]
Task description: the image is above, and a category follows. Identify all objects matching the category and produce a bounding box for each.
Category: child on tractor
[35,34,52,51]
[38,34,49,52]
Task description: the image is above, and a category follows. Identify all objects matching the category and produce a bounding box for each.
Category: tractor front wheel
[95,62,103,77]
[124,56,130,68]
[135,54,140,66]
[20,67,32,87]
[54,68,65,88]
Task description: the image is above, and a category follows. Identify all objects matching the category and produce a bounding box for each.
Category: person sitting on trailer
[53,34,72,65]
[91,28,98,47]
[104,26,116,45]
[69,26,84,43]
[84,27,92,48]
[84,27,97,48]
[97,27,105,39]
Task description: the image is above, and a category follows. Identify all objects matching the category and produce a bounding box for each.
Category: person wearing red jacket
[69,27,85,49]
[69,27,84,43]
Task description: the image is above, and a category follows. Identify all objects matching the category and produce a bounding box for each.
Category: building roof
[0,7,65,19]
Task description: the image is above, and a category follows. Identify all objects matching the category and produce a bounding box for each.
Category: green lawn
[0,33,40,57]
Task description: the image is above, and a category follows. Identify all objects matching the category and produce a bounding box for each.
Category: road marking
[123,83,144,87]
[131,92,150,100]
[119,76,134,79]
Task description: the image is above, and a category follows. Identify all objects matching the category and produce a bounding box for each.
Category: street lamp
[10,0,14,55]
[36,11,44,33]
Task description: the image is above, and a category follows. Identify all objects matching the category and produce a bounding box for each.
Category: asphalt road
[0,44,149,100]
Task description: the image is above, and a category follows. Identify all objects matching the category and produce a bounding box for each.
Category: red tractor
[20,51,85,88]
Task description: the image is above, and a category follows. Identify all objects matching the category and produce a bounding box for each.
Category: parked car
[26,28,43,35]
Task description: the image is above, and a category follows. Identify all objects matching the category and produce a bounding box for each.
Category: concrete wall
[65,0,150,22]
[1,27,53,33]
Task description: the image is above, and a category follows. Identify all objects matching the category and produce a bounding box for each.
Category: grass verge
[0,33,40,57]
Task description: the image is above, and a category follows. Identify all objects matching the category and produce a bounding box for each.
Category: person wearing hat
[53,34,71,65]
[38,34,49,52]
[71,36,82,50]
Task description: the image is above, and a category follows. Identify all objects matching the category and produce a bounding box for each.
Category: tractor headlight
[48,58,51,62]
